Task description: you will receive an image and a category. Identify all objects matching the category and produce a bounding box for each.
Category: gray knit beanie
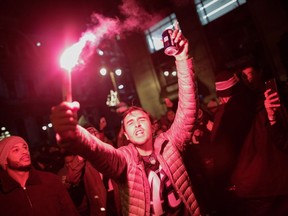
[0,136,28,170]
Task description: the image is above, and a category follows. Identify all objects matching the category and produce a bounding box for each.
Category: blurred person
[58,152,87,215]
[32,144,64,174]
[208,66,288,216]
[241,64,264,92]
[183,108,215,215]
[229,64,288,216]
[61,125,122,216]
[50,27,202,215]
[0,136,79,216]
[207,69,258,215]
[241,62,288,111]
[159,98,176,131]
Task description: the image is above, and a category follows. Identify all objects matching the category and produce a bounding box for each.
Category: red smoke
[62,0,164,70]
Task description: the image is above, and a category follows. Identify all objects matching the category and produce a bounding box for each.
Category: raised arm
[164,26,198,151]
[50,102,127,179]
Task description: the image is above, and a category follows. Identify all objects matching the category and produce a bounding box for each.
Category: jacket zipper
[23,186,33,209]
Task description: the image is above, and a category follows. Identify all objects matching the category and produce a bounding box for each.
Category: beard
[7,160,32,171]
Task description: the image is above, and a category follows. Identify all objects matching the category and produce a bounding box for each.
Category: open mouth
[135,129,144,136]
[21,155,31,161]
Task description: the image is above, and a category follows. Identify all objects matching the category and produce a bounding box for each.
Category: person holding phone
[229,63,288,216]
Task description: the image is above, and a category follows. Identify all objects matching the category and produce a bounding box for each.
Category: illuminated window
[195,0,246,25]
[145,13,178,53]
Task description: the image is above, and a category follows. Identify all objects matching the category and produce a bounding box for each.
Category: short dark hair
[121,106,153,131]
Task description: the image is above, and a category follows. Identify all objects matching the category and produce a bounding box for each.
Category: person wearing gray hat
[0,136,79,216]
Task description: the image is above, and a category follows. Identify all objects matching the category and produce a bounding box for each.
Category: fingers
[171,29,189,59]
[171,28,187,44]
[264,89,280,102]
[174,21,179,30]
[264,89,279,98]
[50,101,80,134]
[264,90,281,116]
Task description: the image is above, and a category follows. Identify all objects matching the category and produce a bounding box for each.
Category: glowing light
[100,68,107,76]
[48,123,52,128]
[36,42,41,47]
[98,49,104,56]
[42,126,47,131]
[171,71,177,76]
[163,71,169,76]
[118,84,124,89]
[59,33,96,102]
[60,32,96,72]
[115,69,122,76]
[58,13,120,103]
[1,127,5,131]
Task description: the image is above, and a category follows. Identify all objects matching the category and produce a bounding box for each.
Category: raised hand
[50,101,80,140]
[170,22,189,61]
[264,89,281,124]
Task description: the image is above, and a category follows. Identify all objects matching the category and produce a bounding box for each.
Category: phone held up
[265,78,280,102]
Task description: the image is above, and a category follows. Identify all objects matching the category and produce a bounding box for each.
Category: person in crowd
[0,136,79,216]
[32,144,64,174]
[230,63,288,216]
[50,26,201,215]
[159,97,176,132]
[61,124,122,216]
[208,64,288,216]
[183,107,215,216]
[58,152,88,215]
[205,68,259,215]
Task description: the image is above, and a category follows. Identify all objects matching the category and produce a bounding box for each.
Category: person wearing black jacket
[0,136,79,216]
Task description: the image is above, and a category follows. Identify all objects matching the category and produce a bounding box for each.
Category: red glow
[59,14,119,72]
[59,32,96,72]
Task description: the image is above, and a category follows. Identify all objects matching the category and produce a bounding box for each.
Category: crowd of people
[1,24,288,216]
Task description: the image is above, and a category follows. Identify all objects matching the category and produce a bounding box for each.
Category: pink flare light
[59,32,96,72]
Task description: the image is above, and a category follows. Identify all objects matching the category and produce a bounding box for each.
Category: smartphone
[265,78,278,94]
[265,78,281,102]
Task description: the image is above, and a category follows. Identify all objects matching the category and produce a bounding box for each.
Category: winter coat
[65,155,122,216]
[61,58,200,216]
[0,168,79,216]
[231,96,288,197]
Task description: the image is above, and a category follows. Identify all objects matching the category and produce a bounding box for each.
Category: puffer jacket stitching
[65,58,200,215]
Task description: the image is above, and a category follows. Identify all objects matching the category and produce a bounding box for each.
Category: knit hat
[215,71,240,97]
[0,136,28,170]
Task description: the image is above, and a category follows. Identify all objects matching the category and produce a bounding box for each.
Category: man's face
[6,142,31,171]
[64,155,75,169]
[123,110,153,146]
[242,66,262,90]
[242,66,255,83]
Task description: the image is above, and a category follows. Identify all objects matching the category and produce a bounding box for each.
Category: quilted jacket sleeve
[60,126,127,179]
[164,58,198,151]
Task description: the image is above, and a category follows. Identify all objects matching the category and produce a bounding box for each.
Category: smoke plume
[68,0,164,68]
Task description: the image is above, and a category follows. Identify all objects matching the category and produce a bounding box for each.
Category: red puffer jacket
[63,58,200,215]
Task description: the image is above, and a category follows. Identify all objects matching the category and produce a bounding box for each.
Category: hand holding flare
[56,39,90,140]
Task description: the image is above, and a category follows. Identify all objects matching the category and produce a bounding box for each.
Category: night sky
[0,0,175,36]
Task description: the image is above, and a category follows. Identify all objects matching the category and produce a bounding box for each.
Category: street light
[100,67,123,107]
[0,127,10,140]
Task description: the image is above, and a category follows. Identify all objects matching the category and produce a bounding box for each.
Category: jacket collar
[127,136,168,164]
[0,168,42,193]
[126,143,143,165]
